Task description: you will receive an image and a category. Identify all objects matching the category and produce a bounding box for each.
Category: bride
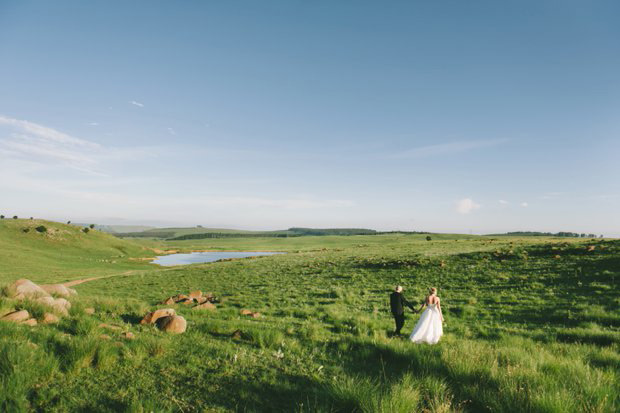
[409,287,444,344]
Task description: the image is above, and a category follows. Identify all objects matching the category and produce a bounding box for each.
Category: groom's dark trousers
[390,291,414,335]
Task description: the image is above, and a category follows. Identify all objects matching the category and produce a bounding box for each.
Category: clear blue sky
[1,1,618,235]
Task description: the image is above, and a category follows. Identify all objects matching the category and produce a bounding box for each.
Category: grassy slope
[0,234,618,412]
[0,219,154,284]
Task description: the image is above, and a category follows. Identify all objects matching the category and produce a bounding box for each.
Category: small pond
[151,251,285,266]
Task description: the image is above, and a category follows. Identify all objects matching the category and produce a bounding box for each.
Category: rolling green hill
[0,219,153,284]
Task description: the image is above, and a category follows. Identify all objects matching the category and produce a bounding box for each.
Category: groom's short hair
[395,285,403,292]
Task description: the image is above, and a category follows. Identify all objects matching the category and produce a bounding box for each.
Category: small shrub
[12,216,17,219]
[89,224,95,229]
[35,225,47,233]
[426,236,432,241]
[21,228,30,233]
[82,227,90,233]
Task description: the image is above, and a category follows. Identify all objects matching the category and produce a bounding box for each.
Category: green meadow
[0,219,618,412]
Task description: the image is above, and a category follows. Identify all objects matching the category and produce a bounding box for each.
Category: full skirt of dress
[409,305,443,344]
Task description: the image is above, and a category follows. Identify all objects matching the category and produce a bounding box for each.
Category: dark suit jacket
[390,291,414,315]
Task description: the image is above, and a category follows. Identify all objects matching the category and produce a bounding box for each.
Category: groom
[389,285,416,336]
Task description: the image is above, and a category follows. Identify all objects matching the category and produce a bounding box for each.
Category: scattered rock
[140,308,176,325]
[189,290,202,299]
[84,307,95,315]
[554,255,561,259]
[22,318,38,326]
[193,302,216,311]
[1,310,30,323]
[179,298,195,305]
[156,315,187,334]
[240,309,261,318]
[99,334,112,340]
[40,284,77,298]
[161,297,176,305]
[99,323,122,331]
[121,332,135,340]
[42,313,60,324]
[37,296,71,316]
[587,245,596,252]
[8,279,50,299]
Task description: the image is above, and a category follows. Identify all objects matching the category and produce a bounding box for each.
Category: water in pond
[151,251,285,266]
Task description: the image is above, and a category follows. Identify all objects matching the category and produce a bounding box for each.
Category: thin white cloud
[520,202,529,207]
[456,198,481,214]
[129,100,144,107]
[393,138,509,159]
[0,115,160,175]
[498,200,509,205]
[0,115,99,148]
[88,122,99,126]
[167,127,177,136]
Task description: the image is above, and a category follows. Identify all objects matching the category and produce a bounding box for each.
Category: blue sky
[0,1,618,235]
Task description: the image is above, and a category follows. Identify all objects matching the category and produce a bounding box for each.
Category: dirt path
[62,271,137,287]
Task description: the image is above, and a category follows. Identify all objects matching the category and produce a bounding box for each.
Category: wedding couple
[390,285,444,344]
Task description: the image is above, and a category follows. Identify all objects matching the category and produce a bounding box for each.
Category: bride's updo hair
[429,287,437,295]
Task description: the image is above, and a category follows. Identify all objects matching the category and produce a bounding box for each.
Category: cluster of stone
[140,308,186,334]
[0,279,76,326]
[160,290,218,311]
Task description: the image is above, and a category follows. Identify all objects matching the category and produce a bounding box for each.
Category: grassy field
[0,221,618,412]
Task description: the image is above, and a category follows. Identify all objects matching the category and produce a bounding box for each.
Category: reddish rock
[195,296,210,304]
[172,294,189,303]
[140,308,176,325]
[193,302,216,311]
[99,334,112,340]
[188,290,202,299]
[251,312,261,319]
[8,279,50,299]
[161,297,176,305]
[240,309,253,316]
[22,318,38,326]
[1,310,30,323]
[587,245,596,252]
[40,284,77,298]
[42,313,60,324]
[156,315,186,334]
[84,307,95,315]
[179,298,195,305]
[121,332,135,340]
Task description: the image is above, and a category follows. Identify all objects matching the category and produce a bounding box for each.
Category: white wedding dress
[409,303,443,344]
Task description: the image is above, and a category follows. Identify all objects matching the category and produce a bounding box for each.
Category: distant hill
[489,231,603,238]
[71,223,155,233]
[114,226,421,240]
[0,218,150,283]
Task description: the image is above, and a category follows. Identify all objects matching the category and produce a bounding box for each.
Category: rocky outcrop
[8,279,50,299]
[156,315,187,334]
[140,308,176,325]
[40,284,77,298]
[193,302,216,311]
[36,296,71,316]
[0,309,30,323]
[42,313,60,324]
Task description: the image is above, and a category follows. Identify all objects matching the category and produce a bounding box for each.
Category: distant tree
[22,228,30,233]
[30,217,33,220]
[35,225,47,233]
[426,235,432,241]
[12,215,18,219]
[197,225,203,228]
[82,227,90,233]
[89,224,95,229]
[600,234,604,238]
[580,233,586,238]
[67,221,71,224]
[0,215,4,219]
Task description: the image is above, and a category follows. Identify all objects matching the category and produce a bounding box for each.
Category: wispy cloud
[520,202,529,207]
[129,100,144,107]
[0,115,159,175]
[88,122,99,126]
[167,127,177,136]
[456,198,481,214]
[393,138,509,159]
[498,199,509,205]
